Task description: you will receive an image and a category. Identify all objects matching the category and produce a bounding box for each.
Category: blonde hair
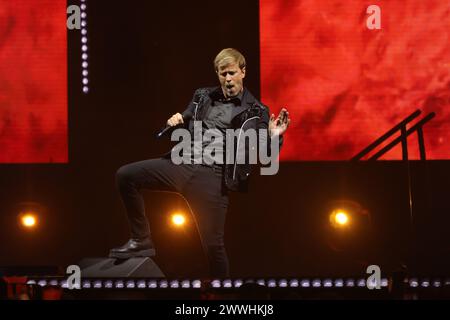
[214,48,246,71]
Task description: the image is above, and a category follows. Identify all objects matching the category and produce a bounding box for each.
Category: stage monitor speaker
[79,257,165,278]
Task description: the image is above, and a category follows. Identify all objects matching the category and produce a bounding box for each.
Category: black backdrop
[0,0,449,278]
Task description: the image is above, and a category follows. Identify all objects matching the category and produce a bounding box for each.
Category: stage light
[159,280,168,288]
[22,215,36,227]
[49,279,58,286]
[79,2,89,94]
[82,280,91,289]
[223,279,232,288]
[192,280,201,288]
[211,280,221,288]
[19,212,38,229]
[334,279,344,287]
[37,280,47,287]
[170,280,180,288]
[345,279,355,287]
[324,200,373,263]
[323,279,333,287]
[233,279,243,288]
[312,279,321,288]
[289,279,299,288]
[300,279,310,288]
[279,279,288,287]
[267,279,277,287]
[336,212,348,225]
[171,213,186,227]
[421,279,430,288]
[330,209,350,228]
[181,280,190,288]
[409,279,418,288]
[357,279,367,287]
[432,280,441,288]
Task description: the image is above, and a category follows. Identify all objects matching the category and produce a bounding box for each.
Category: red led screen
[260,0,450,160]
[0,0,67,163]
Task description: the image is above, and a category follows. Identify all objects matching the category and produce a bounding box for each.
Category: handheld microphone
[156,109,193,138]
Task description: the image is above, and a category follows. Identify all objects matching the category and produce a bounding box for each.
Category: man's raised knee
[116,165,133,187]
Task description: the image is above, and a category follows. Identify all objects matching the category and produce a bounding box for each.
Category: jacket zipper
[232,116,260,180]
[193,102,199,121]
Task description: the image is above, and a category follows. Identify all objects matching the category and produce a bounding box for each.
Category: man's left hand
[269,108,290,137]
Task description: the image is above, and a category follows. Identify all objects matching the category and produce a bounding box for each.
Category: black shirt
[199,91,243,167]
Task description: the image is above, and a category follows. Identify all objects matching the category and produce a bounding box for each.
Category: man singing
[109,48,290,277]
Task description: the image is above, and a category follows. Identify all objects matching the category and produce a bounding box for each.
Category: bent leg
[116,158,194,239]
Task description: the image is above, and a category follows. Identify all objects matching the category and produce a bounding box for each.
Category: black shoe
[109,238,156,259]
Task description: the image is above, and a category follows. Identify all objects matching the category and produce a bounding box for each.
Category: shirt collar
[211,88,243,106]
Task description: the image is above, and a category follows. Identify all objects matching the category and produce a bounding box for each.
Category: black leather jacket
[170,86,283,192]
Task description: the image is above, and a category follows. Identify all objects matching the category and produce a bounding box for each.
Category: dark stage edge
[2,276,450,300]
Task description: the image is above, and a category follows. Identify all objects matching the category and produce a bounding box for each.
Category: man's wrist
[269,128,281,138]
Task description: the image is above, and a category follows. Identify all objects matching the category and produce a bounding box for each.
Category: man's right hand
[166,113,184,127]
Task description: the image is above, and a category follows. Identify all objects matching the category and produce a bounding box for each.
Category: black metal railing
[351,110,435,161]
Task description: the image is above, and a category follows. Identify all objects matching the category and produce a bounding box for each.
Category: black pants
[116,158,229,277]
